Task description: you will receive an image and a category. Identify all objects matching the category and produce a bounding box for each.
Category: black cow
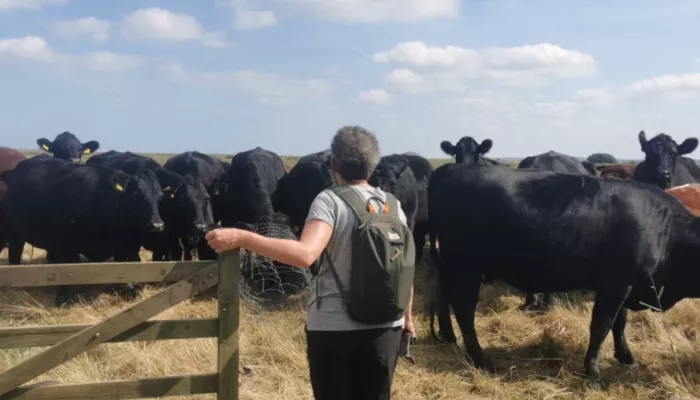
[272,149,336,232]
[428,162,700,379]
[440,137,500,165]
[162,151,228,260]
[2,154,164,305]
[401,152,436,262]
[86,151,214,261]
[632,130,700,189]
[37,131,99,163]
[518,150,597,176]
[368,154,419,231]
[220,147,287,227]
[517,150,598,311]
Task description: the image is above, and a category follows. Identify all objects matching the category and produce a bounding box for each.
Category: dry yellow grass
[3,245,700,399]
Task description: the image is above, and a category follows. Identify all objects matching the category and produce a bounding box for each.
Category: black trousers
[306,326,403,400]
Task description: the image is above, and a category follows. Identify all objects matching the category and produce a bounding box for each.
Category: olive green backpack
[322,186,415,325]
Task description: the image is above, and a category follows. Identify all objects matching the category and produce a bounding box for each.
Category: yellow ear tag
[83,148,91,154]
[115,183,124,192]
[41,144,49,151]
[170,193,175,198]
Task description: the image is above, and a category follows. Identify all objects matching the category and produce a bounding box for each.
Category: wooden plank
[1,373,217,399]
[0,319,217,349]
[217,251,240,400]
[0,261,211,288]
[0,261,220,397]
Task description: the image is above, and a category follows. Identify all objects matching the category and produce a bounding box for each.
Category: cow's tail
[426,230,445,343]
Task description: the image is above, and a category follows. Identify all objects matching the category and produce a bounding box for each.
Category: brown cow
[596,163,637,180]
[666,184,700,217]
[0,147,26,201]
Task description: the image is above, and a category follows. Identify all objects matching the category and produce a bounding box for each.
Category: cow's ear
[162,185,175,198]
[479,139,493,155]
[81,140,100,155]
[638,130,648,149]
[211,181,227,196]
[397,157,410,174]
[678,138,699,155]
[440,141,455,156]
[37,138,52,153]
[109,174,130,193]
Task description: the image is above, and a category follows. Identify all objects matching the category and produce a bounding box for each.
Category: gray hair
[330,125,381,181]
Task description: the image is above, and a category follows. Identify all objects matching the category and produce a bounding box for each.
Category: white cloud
[166,63,333,106]
[0,0,66,11]
[0,35,142,72]
[573,88,614,107]
[233,9,277,29]
[0,36,53,61]
[358,89,390,104]
[284,0,459,23]
[375,41,597,90]
[624,73,700,96]
[230,0,276,30]
[76,51,143,72]
[121,8,230,48]
[51,17,111,43]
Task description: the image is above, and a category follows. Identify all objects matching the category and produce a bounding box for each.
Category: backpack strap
[330,185,399,221]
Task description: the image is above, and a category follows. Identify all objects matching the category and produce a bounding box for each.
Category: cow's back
[164,151,226,188]
[274,149,334,229]
[224,147,286,224]
[429,164,679,292]
[518,151,592,175]
[666,184,700,217]
[0,147,26,201]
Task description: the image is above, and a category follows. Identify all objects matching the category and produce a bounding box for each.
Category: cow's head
[638,130,698,189]
[37,132,99,163]
[368,156,410,195]
[440,137,492,164]
[157,171,215,245]
[111,169,164,233]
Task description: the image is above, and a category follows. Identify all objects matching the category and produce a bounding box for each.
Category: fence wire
[239,214,312,308]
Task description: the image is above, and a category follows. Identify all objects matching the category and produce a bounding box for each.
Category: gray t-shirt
[305,184,408,331]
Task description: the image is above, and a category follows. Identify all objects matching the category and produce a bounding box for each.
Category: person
[205,125,415,400]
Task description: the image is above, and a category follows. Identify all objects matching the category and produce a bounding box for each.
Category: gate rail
[0,251,240,399]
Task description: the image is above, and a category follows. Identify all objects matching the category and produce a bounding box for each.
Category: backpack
[322,185,416,325]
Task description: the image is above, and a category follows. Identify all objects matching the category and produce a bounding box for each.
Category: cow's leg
[612,308,634,365]
[428,265,456,343]
[450,272,493,372]
[197,240,217,261]
[520,292,541,310]
[583,284,632,379]
[541,292,554,310]
[8,239,24,265]
[53,251,81,308]
[413,226,426,264]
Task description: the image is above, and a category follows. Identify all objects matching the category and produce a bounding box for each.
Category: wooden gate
[0,251,240,399]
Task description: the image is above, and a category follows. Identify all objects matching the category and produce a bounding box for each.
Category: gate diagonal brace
[0,261,220,397]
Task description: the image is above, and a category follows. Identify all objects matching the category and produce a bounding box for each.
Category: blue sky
[1,0,700,159]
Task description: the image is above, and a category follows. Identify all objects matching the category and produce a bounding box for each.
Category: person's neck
[341,179,370,187]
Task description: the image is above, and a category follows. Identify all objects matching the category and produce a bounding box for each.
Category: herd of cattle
[3,129,700,380]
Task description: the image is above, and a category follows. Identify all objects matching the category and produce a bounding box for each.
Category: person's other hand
[205,228,246,253]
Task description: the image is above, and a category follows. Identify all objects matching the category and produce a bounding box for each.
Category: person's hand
[205,228,246,254]
[403,318,415,337]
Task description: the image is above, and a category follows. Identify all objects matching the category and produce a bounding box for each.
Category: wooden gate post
[217,251,240,400]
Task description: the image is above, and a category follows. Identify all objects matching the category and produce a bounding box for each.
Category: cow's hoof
[615,349,635,365]
[439,331,457,343]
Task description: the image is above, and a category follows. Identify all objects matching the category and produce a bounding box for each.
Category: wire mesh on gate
[239,213,312,307]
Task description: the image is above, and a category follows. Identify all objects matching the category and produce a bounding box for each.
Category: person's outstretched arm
[205,219,333,268]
